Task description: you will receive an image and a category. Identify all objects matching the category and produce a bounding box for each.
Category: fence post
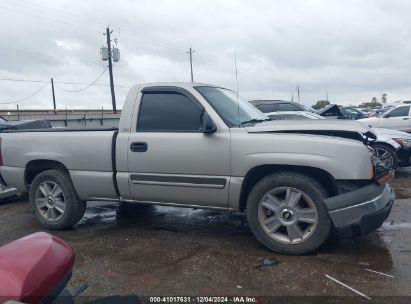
[101,106,104,126]
[65,106,68,127]
[17,104,20,120]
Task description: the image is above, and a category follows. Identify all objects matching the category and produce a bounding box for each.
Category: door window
[387,106,410,118]
[137,92,203,132]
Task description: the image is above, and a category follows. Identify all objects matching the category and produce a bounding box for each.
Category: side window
[281,114,309,120]
[387,106,410,117]
[137,92,203,132]
[256,104,274,113]
[278,103,301,111]
[268,114,281,120]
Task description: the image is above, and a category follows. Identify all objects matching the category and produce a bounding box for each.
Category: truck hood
[245,120,376,142]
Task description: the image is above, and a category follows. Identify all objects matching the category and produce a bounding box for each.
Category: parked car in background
[249,100,316,113]
[265,111,411,171]
[316,104,349,119]
[0,82,395,254]
[359,104,411,132]
[0,116,52,132]
[341,107,367,120]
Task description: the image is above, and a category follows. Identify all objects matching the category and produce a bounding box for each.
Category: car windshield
[196,86,268,127]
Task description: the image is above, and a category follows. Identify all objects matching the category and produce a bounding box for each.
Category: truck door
[125,88,231,208]
[379,105,411,132]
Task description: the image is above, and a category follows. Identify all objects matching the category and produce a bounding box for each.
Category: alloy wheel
[258,187,319,244]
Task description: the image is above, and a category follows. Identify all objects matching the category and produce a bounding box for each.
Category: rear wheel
[247,172,332,254]
[29,169,86,229]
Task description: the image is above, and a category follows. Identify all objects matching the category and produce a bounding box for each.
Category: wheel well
[25,160,69,187]
[371,141,396,150]
[238,165,337,212]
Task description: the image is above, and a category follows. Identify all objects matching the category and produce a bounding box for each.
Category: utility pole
[326,92,329,102]
[51,78,57,113]
[105,26,117,113]
[187,47,195,82]
[297,86,300,103]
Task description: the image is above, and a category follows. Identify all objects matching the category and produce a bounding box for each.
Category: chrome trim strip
[130,174,227,189]
[329,191,385,214]
[130,180,225,189]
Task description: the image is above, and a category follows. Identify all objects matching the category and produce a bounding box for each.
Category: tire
[371,143,398,171]
[29,169,86,230]
[246,172,332,255]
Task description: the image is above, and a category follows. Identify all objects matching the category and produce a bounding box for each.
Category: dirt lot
[1,170,411,303]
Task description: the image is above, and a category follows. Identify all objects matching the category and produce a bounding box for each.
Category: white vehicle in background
[359,104,411,132]
[265,111,411,171]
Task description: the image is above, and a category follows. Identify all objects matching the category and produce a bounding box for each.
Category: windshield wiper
[239,118,269,126]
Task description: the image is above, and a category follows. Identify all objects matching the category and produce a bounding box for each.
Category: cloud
[0,0,410,109]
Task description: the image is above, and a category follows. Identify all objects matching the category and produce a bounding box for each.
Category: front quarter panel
[230,129,373,180]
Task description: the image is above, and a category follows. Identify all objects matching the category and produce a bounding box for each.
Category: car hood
[358,117,380,123]
[373,127,411,138]
[245,120,376,142]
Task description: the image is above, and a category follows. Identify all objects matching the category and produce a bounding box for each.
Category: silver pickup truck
[0,83,395,254]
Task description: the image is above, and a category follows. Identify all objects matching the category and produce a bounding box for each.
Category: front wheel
[247,172,332,254]
[371,143,398,171]
[29,169,86,230]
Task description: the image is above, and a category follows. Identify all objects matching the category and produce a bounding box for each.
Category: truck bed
[0,128,119,200]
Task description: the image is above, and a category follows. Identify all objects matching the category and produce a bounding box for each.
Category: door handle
[130,142,148,152]
[403,117,410,120]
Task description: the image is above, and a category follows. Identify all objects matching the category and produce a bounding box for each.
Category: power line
[0,78,48,83]
[0,77,131,88]
[0,5,99,32]
[0,81,50,104]
[7,0,102,27]
[0,1,184,52]
[0,47,59,60]
[54,70,107,93]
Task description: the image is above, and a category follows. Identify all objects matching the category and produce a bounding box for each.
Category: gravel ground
[1,169,411,303]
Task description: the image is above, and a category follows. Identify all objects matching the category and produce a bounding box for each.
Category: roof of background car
[129,82,224,92]
[265,111,311,115]
[249,100,296,105]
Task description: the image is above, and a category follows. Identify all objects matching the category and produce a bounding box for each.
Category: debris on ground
[365,268,394,278]
[325,274,371,300]
[257,258,279,269]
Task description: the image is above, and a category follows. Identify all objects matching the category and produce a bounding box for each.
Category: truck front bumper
[324,182,395,238]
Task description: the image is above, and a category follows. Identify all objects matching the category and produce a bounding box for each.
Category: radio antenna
[235,49,240,126]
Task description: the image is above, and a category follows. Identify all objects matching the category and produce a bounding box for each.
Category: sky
[1,0,411,110]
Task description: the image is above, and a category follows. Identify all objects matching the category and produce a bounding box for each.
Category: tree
[381,93,387,103]
[312,100,330,110]
[358,100,382,109]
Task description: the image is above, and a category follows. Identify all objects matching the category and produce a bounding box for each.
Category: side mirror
[383,114,390,118]
[200,112,217,134]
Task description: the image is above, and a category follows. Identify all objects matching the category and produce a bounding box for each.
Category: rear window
[255,104,274,113]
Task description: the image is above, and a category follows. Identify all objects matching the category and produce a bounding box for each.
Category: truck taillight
[0,137,3,166]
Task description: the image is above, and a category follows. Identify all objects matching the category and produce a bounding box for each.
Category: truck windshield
[195,86,268,127]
